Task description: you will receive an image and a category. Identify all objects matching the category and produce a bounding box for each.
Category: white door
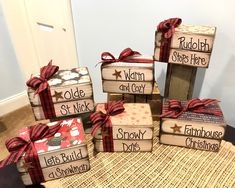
[1,0,78,80]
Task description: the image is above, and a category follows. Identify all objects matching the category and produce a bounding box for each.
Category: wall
[0,4,25,100]
[72,0,235,126]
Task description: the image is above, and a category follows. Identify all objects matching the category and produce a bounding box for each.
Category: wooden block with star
[154,24,216,68]
[27,67,95,120]
[14,118,90,185]
[101,59,154,94]
[159,99,226,151]
[93,103,154,152]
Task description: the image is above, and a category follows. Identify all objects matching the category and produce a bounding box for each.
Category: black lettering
[178,37,210,52]
[60,105,71,115]
[123,69,145,81]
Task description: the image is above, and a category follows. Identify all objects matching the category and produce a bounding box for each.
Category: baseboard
[0,91,29,117]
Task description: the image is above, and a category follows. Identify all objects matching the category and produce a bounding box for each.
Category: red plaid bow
[100,48,153,65]
[26,60,59,95]
[157,18,182,39]
[90,101,125,152]
[26,60,59,119]
[161,98,223,118]
[0,121,62,184]
[157,18,182,62]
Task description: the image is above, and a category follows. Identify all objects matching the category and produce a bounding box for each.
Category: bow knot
[99,48,153,65]
[157,18,182,39]
[91,101,125,137]
[161,98,223,118]
[6,137,28,153]
[26,60,59,95]
[101,48,141,64]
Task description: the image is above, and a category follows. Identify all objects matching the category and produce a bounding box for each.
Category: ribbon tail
[102,119,114,152]
[193,109,223,116]
[0,143,28,168]
[25,142,45,184]
[39,88,56,119]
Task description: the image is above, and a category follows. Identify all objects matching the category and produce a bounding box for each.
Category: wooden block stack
[102,61,154,94]
[16,118,90,185]
[27,67,95,131]
[160,99,226,152]
[100,51,162,121]
[93,103,153,152]
[154,23,216,100]
[108,82,162,120]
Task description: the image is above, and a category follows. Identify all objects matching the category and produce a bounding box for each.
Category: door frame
[1,0,78,80]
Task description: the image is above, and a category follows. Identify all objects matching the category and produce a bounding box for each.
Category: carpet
[45,122,235,188]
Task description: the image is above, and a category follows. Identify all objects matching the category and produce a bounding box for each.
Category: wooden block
[101,62,154,81]
[161,99,226,139]
[17,144,88,173]
[94,139,153,152]
[152,115,160,121]
[32,98,94,121]
[164,63,197,100]
[16,118,88,170]
[94,126,153,140]
[101,61,154,94]
[27,67,95,120]
[93,103,153,152]
[21,158,90,185]
[123,94,135,103]
[107,82,161,102]
[28,83,93,106]
[107,93,123,101]
[95,103,153,130]
[103,80,153,94]
[155,47,210,68]
[11,118,90,185]
[147,82,161,101]
[154,24,216,68]
[148,99,162,117]
[135,95,147,103]
[161,119,225,140]
[160,134,221,152]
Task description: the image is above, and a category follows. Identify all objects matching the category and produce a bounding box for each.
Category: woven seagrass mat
[45,121,235,188]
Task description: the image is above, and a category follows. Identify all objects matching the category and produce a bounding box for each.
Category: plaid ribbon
[0,121,62,184]
[161,98,223,118]
[26,60,59,119]
[99,48,153,65]
[157,18,182,62]
[90,101,125,152]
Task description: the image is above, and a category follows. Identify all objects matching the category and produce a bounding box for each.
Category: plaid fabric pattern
[100,48,153,65]
[39,88,56,119]
[101,121,114,152]
[157,18,182,62]
[161,98,223,118]
[0,121,62,184]
[90,101,125,152]
[26,60,59,119]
